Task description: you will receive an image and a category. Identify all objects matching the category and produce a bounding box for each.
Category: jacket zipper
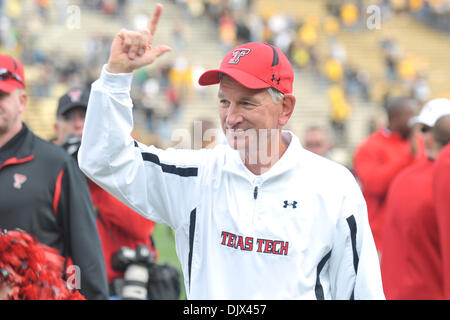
[252,178,262,223]
[253,177,262,201]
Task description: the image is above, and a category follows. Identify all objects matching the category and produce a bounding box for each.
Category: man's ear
[17,89,27,113]
[279,94,296,127]
[53,119,64,145]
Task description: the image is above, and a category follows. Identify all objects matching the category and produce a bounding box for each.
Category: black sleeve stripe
[141,152,198,177]
[133,141,198,177]
[346,215,359,273]
[346,215,359,300]
[315,250,332,300]
[188,208,197,292]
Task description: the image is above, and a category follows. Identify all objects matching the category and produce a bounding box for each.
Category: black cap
[57,88,90,117]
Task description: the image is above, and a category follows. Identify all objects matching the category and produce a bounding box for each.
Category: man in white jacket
[78,4,384,300]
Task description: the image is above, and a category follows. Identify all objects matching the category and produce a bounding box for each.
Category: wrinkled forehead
[218,74,268,97]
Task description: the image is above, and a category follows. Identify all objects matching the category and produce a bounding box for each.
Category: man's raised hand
[106,3,172,74]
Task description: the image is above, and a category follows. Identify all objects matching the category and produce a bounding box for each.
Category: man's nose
[225,104,243,129]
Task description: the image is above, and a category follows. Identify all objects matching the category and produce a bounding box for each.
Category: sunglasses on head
[0,68,24,86]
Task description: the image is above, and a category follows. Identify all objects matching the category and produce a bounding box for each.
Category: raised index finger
[148,3,163,37]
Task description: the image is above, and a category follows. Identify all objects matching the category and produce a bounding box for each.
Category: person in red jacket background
[380,98,450,299]
[88,181,157,284]
[433,115,450,299]
[53,88,157,293]
[353,97,425,254]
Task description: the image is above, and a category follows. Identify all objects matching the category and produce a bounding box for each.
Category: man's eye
[219,100,229,106]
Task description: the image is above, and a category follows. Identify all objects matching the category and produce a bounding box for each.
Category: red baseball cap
[198,42,294,94]
[0,54,25,93]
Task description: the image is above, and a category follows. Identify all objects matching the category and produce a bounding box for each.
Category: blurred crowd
[163,0,449,147]
[0,0,112,96]
[1,0,448,148]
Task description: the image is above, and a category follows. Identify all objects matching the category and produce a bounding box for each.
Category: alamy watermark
[66,5,81,30]
[171,121,284,167]
[366,5,382,30]
[66,265,81,290]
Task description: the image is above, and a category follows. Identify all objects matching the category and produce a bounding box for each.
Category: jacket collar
[222,131,303,184]
[0,123,34,168]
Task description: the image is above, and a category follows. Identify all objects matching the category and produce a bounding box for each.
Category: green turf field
[152,223,187,300]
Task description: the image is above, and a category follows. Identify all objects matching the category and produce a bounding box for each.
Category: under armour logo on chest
[283,201,298,209]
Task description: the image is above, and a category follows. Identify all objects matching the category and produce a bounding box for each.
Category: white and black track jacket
[78,66,385,300]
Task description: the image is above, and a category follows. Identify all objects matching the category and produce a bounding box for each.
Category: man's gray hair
[267,87,284,104]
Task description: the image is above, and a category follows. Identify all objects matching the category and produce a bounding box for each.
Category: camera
[111,245,155,300]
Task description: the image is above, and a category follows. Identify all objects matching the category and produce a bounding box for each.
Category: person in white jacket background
[78,3,384,300]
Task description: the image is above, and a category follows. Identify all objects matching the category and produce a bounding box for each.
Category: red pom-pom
[0,229,86,300]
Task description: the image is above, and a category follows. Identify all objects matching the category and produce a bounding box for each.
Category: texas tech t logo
[229,48,251,64]
[68,89,82,102]
[13,173,27,189]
